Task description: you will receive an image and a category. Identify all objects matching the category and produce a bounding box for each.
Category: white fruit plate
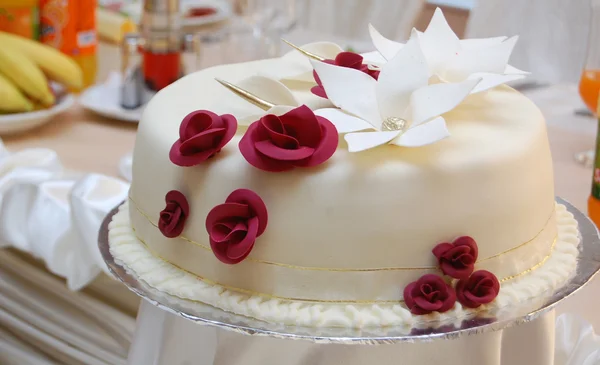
[0,94,75,135]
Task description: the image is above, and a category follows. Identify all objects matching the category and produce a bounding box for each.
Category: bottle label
[77,30,96,48]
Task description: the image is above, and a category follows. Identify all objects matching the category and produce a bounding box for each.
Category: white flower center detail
[381,117,407,132]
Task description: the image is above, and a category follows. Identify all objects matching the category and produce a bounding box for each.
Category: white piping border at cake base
[108,202,580,328]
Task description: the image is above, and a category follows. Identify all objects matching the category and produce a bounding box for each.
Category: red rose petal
[211,220,248,243]
[226,189,268,236]
[170,140,219,166]
[293,116,338,167]
[215,114,238,150]
[454,236,479,261]
[440,261,471,280]
[311,85,327,98]
[180,110,218,140]
[239,124,295,172]
[165,190,189,212]
[438,286,457,312]
[335,52,364,69]
[260,114,300,149]
[432,242,453,260]
[254,141,315,161]
[413,296,443,312]
[226,216,259,260]
[403,282,417,311]
[179,128,226,154]
[278,105,322,147]
[206,202,251,233]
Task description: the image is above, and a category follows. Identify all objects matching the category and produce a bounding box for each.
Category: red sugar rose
[238,105,338,172]
[311,52,380,98]
[432,236,479,280]
[170,110,237,166]
[158,190,189,238]
[404,274,456,315]
[456,270,500,308]
[205,189,268,264]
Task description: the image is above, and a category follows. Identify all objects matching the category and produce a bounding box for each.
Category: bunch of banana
[0,31,83,114]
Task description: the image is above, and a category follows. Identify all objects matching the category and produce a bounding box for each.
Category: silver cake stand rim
[99,197,600,344]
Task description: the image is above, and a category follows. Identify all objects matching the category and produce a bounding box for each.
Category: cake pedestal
[99,198,600,365]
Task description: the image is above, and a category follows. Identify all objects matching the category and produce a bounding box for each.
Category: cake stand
[99,198,600,365]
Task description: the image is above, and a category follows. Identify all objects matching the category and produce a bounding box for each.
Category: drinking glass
[575,0,600,167]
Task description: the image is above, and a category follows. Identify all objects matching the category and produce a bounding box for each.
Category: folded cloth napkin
[555,313,600,365]
[0,140,130,290]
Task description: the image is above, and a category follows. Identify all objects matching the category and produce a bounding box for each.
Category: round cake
[109,12,580,328]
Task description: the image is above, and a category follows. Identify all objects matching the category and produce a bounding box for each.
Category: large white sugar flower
[312,31,480,152]
[369,8,528,93]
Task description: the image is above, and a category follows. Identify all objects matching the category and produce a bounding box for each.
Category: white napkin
[0,141,130,290]
[555,314,600,365]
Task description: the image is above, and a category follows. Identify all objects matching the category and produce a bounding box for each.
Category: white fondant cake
[109,10,581,328]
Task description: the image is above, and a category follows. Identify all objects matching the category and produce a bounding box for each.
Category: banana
[0,31,83,91]
[0,46,55,106]
[0,72,33,112]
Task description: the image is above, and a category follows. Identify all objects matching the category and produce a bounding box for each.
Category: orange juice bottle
[72,0,97,87]
[0,0,40,39]
[40,0,76,54]
[579,70,600,114]
[588,93,600,226]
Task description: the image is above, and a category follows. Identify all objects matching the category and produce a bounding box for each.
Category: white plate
[78,73,143,123]
[120,0,231,27]
[0,95,75,135]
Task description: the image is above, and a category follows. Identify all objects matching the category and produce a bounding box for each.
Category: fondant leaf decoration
[214,76,301,126]
[237,75,300,108]
[312,30,479,153]
[369,7,528,93]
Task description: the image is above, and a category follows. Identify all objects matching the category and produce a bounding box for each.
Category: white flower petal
[419,8,461,74]
[505,64,529,75]
[376,31,429,126]
[368,24,403,61]
[311,59,381,126]
[446,36,519,82]
[460,37,507,49]
[360,51,387,66]
[393,117,449,147]
[238,75,299,107]
[345,131,401,152]
[468,73,527,93]
[410,78,480,126]
[314,108,374,133]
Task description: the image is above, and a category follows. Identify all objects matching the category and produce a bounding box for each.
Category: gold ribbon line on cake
[129,196,556,272]
[130,223,557,304]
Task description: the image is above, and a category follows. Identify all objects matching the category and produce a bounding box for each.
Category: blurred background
[1,0,600,364]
